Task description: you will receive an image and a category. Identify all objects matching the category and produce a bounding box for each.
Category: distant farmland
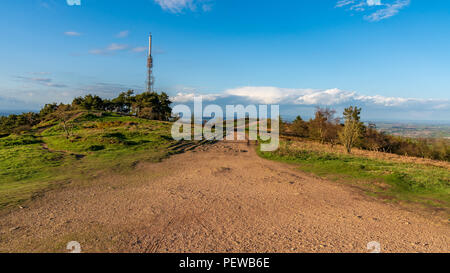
[373,122,450,139]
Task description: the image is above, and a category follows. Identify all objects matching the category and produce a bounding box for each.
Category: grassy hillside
[259,138,450,213]
[0,111,177,210]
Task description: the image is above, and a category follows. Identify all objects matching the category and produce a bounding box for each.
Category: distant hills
[1,111,37,116]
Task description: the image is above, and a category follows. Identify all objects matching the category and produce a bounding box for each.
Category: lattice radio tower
[147,33,154,93]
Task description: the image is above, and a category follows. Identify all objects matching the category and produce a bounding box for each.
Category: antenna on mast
[147,33,154,93]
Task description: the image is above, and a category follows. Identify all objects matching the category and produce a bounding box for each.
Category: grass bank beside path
[258,139,450,214]
[0,112,177,210]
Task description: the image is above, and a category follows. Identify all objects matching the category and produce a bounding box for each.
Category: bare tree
[309,107,339,144]
[55,105,75,139]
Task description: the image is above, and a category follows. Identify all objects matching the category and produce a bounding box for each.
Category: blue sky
[0,0,449,121]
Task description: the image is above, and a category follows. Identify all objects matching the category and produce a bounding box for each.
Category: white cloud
[131,46,165,55]
[15,75,68,88]
[337,0,381,8]
[225,86,304,104]
[29,78,52,83]
[154,0,213,13]
[88,49,107,55]
[365,0,410,22]
[295,88,357,105]
[172,92,223,103]
[106,43,129,51]
[29,72,51,75]
[170,86,450,113]
[3,82,448,120]
[116,30,129,38]
[89,43,129,55]
[64,31,81,36]
[336,0,410,21]
[0,81,144,111]
[66,0,81,6]
[336,0,356,8]
[155,0,194,13]
[201,3,213,12]
[131,46,147,53]
[0,96,41,112]
[367,0,382,6]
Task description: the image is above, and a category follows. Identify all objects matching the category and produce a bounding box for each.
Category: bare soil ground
[0,142,448,253]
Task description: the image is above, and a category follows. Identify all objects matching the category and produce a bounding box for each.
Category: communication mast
[147,33,154,93]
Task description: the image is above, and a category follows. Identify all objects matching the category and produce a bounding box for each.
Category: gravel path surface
[0,142,448,253]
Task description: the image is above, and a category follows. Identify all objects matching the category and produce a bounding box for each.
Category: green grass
[0,140,74,209]
[0,112,177,210]
[258,141,450,210]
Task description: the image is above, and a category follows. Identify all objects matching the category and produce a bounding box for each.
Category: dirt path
[40,142,86,160]
[0,142,448,253]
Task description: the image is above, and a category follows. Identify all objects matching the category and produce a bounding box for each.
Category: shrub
[88,145,105,151]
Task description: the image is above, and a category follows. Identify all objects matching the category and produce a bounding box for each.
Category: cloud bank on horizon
[172,86,448,109]
[170,86,449,120]
[2,81,449,121]
[336,0,410,21]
